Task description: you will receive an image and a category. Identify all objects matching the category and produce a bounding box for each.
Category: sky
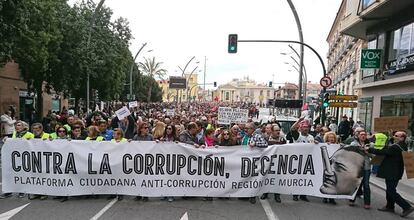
[70,0,342,89]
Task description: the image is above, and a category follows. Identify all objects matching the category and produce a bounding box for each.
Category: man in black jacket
[368,131,414,217]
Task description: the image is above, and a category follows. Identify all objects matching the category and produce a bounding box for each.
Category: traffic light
[269,81,273,87]
[214,81,217,87]
[228,34,238,53]
[322,93,330,108]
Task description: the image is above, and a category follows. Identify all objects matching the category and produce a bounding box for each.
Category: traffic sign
[320,76,332,88]
[329,95,358,101]
[328,102,358,108]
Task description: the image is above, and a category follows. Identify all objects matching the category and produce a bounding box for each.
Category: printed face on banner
[320,146,364,195]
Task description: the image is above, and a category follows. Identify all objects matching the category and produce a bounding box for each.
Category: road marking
[260,199,279,220]
[180,212,189,220]
[89,198,117,220]
[0,203,30,220]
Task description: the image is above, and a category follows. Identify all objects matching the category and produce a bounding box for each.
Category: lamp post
[178,56,197,102]
[86,0,105,113]
[128,43,153,100]
[285,0,304,116]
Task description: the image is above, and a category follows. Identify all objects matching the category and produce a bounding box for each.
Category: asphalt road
[0,176,410,220]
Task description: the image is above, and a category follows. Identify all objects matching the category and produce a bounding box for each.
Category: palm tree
[138,57,167,102]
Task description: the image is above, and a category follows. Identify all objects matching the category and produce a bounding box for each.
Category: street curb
[370,179,414,205]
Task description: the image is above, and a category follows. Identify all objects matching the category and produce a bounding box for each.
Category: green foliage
[134,75,163,102]
[138,57,167,102]
[0,0,135,115]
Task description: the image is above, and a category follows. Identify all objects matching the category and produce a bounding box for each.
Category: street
[0,169,410,220]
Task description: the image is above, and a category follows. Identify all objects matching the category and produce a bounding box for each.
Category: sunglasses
[167,127,172,130]
[223,133,230,136]
[57,130,66,133]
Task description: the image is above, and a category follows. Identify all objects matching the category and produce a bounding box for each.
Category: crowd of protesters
[1,102,414,217]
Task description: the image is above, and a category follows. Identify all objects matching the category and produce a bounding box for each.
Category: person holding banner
[348,131,372,209]
[31,123,50,140]
[0,120,32,199]
[85,126,104,141]
[132,122,153,202]
[261,125,286,203]
[111,128,127,142]
[367,131,414,217]
[71,125,85,140]
[179,122,203,147]
[11,120,34,139]
[97,120,113,141]
[217,129,238,146]
[241,122,268,204]
[288,117,313,202]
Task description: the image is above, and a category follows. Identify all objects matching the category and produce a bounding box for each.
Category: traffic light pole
[236,39,327,125]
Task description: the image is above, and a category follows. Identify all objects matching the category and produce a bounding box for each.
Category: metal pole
[289,55,307,102]
[86,0,105,113]
[186,66,199,102]
[129,43,147,100]
[203,56,207,101]
[236,39,327,124]
[286,0,304,115]
[179,56,196,103]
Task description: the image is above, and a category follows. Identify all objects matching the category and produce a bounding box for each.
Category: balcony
[341,0,414,39]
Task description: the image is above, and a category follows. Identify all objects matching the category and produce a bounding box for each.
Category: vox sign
[361,49,382,69]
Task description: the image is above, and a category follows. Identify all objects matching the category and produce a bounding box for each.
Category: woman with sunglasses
[50,125,70,202]
[132,122,153,202]
[133,122,153,142]
[218,129,237,146]
[55,126,68,139]
[159,125,177,202]
[161,125,177,142]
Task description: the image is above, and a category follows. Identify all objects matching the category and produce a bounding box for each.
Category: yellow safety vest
[12,131,35,139]
[34,132,50,140]
[50,132,57,139]
[111,138,127,142]
[86,136,104,141]
[374,133,388,149]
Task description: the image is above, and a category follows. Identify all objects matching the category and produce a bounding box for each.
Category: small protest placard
[218,107,248,125]
[403,152,414,179]
[374,116,409,132]
[128,101,138,108]
[166,109,175,116]
[115,106,131,120]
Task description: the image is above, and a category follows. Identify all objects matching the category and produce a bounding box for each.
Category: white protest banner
[218,107,248,125]
[128,101,138,108]
[166,109,175,116]
[115,106,131,120]
[1,139,363,199]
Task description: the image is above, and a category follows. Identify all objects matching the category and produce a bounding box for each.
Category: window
[381,94,414,136]
[358,97,373,133]
[267,90,270,97]
[225,92,230,101]
[362,0,375,10]
[388,23,414,61]
[345,0,352,16]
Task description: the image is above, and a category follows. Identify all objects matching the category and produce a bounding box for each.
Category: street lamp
[281,44,308,103]
[86,0,105,113]
[285,0,304,116]
[128,43,152,100]
[177,56,197,102]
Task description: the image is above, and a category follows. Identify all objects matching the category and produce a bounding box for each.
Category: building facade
[340,0,414,135]
[216,77,274,105]
[158,74,199,102]
[326,0,366,123]
[0,62,67,124]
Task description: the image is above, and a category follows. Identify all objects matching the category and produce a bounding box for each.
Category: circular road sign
[320,76,332,88]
